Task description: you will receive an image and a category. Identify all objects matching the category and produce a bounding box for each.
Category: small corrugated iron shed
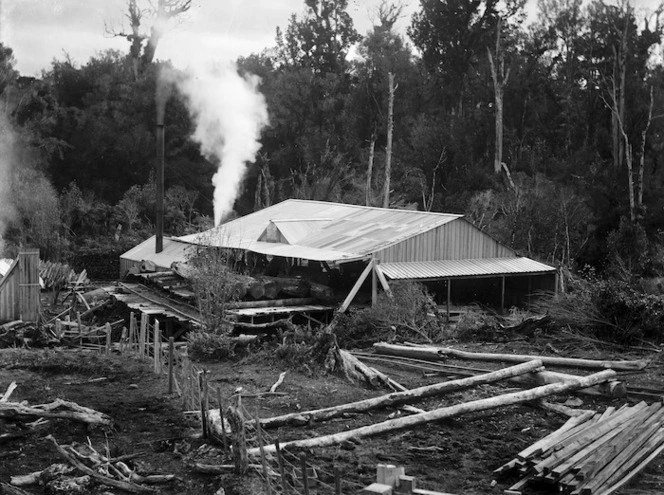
[119,235,195,278]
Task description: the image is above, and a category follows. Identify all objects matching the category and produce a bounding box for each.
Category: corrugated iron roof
[379,258,556,280]
[121,236,195,269]
[179,199,461,260]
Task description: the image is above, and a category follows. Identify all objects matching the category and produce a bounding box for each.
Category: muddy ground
[3,286,664,495]
[2,333,664,495]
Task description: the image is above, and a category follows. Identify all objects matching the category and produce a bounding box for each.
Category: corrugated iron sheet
[120,236,196,271]
[379,257,556,280]
[180,199,460,260]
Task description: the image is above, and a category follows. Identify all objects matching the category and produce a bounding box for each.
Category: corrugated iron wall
[0,250,40,323]
[375,218,515,263]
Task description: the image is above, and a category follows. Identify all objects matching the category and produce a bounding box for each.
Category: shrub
[186,331,236,362]
[535,276,664,344]
[334,281,445,347]
[273,326,317,371]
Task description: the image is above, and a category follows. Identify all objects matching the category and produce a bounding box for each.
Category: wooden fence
[0,250,40,323]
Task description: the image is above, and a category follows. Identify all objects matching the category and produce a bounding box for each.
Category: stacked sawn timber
[496,401,664,495]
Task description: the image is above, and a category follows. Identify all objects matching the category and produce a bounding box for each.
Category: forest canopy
[1,0,663,279]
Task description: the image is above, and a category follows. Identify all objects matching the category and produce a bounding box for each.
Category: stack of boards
[496,401,664,494]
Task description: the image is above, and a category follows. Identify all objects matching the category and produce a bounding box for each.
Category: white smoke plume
[169,62,268,226]
[0,111,16,256]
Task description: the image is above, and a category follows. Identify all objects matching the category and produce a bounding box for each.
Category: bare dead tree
[107,0,192,79]
[638,86,654,209]
[366,128,376,206]
[382,72,396,208]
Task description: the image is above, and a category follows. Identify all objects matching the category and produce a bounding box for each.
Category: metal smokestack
[155,117,164,254]
[155,74,172,255]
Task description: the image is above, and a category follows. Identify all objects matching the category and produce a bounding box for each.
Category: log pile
[495,401,664,495]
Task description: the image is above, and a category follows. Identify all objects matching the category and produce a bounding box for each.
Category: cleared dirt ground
[2,335,664,495]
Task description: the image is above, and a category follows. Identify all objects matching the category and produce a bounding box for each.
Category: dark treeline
[2,0,664,279]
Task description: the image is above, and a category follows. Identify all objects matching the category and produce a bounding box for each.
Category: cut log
[309,282,335,302]
[509,370,626,398]
[373,342,649,371]
[225,297,315,309]
[247,369,616,455]
[258,360,543,429]
[11,464,75,486]
[0,399,112,425]
[229,319,294,332]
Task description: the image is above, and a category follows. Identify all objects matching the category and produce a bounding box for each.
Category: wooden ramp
[104,282,202,330]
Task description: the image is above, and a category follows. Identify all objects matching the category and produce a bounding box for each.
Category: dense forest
[1,0,663,280]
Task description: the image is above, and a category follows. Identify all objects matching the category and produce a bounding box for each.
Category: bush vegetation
[186,331,237,362]
[334,281,446,347]
[535,276,664,344]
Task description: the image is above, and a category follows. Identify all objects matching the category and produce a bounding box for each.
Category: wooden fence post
[199,371,208,438]
[168,337,174,393]
[105,323,112,355]
[153,320,161,373]
[256,411,273,495]
[139,313,147,358]
[129,312,136,352]
[275,440,289,495]
[300,453,310,495]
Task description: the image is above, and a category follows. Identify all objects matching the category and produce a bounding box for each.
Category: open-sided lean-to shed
[177,199,557,313]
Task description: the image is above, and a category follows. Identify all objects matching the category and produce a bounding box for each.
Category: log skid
[246,369,616,455]
[373,342,649,371]
[258,360,544,429]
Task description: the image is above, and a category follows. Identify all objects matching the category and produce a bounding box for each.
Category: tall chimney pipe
[155,119,164,254]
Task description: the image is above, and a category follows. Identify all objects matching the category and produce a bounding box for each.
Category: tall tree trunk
[382,73,395,208]
[638,87,654,213]
[488,20,510,175]
[366,130,376,207]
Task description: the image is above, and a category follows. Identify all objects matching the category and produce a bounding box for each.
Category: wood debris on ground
[14,435,176,494]
[0,381,111,426]
[495,401,664,494]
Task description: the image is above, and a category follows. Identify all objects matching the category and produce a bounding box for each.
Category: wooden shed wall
[0,258,20,322]
[374,218,515,263]
[0,250,40,323]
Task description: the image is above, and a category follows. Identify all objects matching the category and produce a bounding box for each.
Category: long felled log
[258,360,543,429]
[247,369,616,455]
[0,399,112,425]
[509,369,626,398]
[373,343,649,371]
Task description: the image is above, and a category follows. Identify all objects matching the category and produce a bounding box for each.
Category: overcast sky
[0,0,419,76]
[1,0,659,77]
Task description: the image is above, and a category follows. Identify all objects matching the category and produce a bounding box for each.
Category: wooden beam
[339,260,374,313]
[374,264,392,297]
[500,275,505,314]
[446,279,451,320]
[371,258,378,307]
